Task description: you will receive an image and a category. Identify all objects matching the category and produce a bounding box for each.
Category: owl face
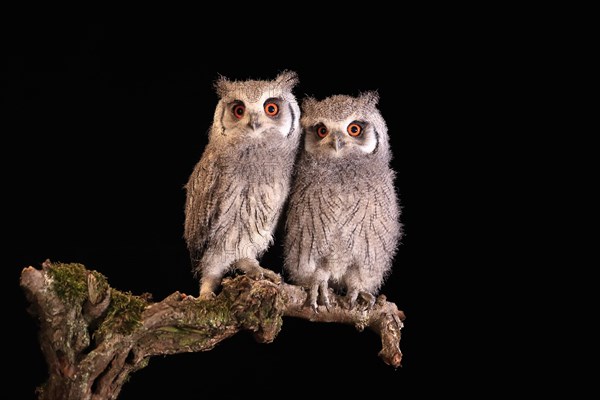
[304,116,378,157]
[220,93,295,139]
[212,71,300,142]
[301,92,389,159]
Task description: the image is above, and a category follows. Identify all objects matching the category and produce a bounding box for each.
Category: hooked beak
[248,113,261,131]
[330,134,344,152]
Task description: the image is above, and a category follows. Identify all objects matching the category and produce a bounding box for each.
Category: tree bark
[20,260,405,400]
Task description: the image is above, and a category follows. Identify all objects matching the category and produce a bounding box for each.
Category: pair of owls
[184,70,402,310]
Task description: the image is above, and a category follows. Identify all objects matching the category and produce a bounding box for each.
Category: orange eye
[347,123,362,137]
[264,102,279,116]
[316,124,329,138]
[233,104,245,119]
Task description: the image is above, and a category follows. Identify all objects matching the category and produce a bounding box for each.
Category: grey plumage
[184,71,301,299]
[284,92,402,310]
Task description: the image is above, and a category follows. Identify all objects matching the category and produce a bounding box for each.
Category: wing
[184,148,220,264]
[341,176,402,276]
[284,179,338,280]
[284,180,313,277]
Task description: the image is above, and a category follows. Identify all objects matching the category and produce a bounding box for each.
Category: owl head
[300,92,390,161]
[210,70,300,143]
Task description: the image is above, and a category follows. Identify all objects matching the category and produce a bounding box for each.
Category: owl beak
[248,113,262,131]
[331,135,344,152]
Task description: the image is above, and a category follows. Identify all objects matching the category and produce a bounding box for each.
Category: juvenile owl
[184,71,301,299]
[284,92,402,310]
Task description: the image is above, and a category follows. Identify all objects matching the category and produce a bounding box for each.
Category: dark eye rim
[347,121,364,137]
[315,123,329,138]
[263,98,281,117]
[232,102,245,119]
[264,102,279,116]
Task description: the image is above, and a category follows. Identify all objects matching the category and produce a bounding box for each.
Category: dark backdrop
[6,21,475,398]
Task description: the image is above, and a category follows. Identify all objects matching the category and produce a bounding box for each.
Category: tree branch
[20,260,405,400]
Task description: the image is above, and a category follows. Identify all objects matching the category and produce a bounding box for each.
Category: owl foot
[199,276,221,300]
[180,293,196,301]
[234,258,281,284]
[198,291,216,301]
[305,281,331,312]
[304,297,330,313]
[304,298,318,312]
[358,291,376,310]
[344,290,376,310]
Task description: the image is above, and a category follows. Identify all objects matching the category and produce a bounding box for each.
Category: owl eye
[264,102,279,117]
[347,123,363,137]
[232,104,245,119]
[316,124,329,138]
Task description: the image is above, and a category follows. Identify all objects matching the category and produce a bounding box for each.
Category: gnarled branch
[20,260,405,400]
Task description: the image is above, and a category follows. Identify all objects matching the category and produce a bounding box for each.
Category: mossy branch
[20,260,405,400]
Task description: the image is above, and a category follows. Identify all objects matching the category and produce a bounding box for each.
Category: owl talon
[344,299,357,310]
[359,292,376,310]
[198,292,216,301]
[317,279,331,310]
[305,286,321,312]
[303,297,319,313]
[182,294,197,302]
[344,289,359,310]
[235,258,281,284]
[320,293,331,310]
[304,290,331,312]
[345,291,376,310]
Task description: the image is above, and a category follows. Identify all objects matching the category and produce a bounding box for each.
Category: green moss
[48,263,88,304]
[203,303,231,328]
[171,298,232,331]
[151,299,235,349]
[97,290,147,337]
[178,333,210,348]
[46,262,147,341]
[48,262,109,306]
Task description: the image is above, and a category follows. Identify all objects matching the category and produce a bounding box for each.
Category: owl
[284,92,402,311]
[184,70,301,299]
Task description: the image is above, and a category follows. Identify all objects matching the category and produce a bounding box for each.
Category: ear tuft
[359,90,380,108]
[275,70,299,90]
[214,74,231,98]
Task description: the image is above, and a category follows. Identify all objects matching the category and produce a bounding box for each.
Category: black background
[6,21,483,398]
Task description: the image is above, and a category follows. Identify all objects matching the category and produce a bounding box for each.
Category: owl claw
[345,289,359,310]
[359,292,376,310]
[305,278,333,312]
[305,286,321,312]
[198,291,216,301]
[306,285,329,314]
[317,280,331,310]
[303,296,319,312]
[305,299,331,313]
[235,258,281,284]
[344,290,375,310]
[182,294,197,302]
[311,303,319,313]
[320,293,331,310]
